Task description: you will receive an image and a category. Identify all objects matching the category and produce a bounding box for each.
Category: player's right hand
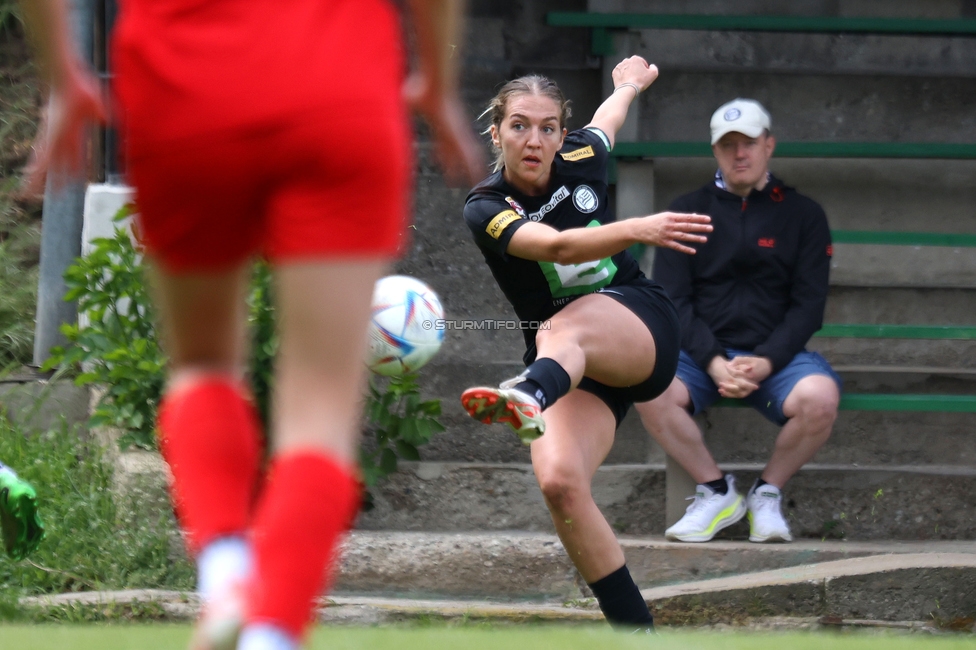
[635,212,712,255]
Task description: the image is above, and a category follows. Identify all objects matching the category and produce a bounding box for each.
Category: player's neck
[503,166,552,197]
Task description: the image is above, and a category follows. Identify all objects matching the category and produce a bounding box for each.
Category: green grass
[0,625,973,650]
[0,416,193,598]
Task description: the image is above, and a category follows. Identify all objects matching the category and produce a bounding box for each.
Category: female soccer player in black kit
[461,57,712,630]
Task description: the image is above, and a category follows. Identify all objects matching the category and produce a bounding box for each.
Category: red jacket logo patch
[826,244,833,257]
[758,238,776,248]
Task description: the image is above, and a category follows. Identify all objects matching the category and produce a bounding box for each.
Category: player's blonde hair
[481,75,572,171]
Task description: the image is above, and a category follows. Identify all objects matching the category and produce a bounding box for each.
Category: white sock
[196,536,252,603]
[237,624,298,650]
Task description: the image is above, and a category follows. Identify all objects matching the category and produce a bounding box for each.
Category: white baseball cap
[710,98,772,145]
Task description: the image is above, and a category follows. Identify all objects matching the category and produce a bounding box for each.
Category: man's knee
[784,375,840,430]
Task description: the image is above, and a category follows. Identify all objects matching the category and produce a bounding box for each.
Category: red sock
[246,451,360,639]
[157,378,262,556]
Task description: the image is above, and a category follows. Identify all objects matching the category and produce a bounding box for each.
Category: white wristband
[614,82,641,97]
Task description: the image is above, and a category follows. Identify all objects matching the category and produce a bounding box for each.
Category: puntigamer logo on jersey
[486,210,520,239]
[572,185,598,213]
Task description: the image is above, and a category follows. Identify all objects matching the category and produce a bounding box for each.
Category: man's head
[710,99,775,196]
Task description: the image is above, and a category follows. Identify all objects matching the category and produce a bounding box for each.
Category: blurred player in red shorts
[19,1,483,649]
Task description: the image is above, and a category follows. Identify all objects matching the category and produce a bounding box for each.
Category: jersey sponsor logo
[505,196,527,218]
[572,185,599,213]
[486,210,520,239]
[758,238,776,248]
[527,186,570,222]
[559,145,595,162]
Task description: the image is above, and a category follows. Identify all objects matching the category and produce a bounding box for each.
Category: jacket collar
[708,172,787,201]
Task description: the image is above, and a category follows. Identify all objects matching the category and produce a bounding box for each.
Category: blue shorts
[676,349,842,426]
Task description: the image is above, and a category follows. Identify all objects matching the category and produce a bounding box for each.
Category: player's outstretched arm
[507,212,711,265]
[18,0,106,195]
[404,0,485,186]
[584,56,659,150]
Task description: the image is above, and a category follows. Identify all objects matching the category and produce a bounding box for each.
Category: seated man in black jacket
[636,99,841,543]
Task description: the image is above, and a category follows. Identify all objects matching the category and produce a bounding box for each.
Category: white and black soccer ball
[366,275,445,376]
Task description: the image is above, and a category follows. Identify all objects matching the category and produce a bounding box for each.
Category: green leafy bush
[362,373,444,508]
[44,212,163,450]
[44,214,442,488]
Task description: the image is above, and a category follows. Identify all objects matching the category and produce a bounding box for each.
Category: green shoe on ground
[0,469,45,560]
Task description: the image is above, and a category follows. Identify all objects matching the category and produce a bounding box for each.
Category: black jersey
[464,128,643,346]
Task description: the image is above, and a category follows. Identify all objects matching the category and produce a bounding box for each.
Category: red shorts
[112,0,411,271]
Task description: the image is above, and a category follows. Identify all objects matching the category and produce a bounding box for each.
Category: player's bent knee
[535,464,590,514]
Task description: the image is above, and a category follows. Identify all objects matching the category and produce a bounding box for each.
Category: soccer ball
[366,275,445,376]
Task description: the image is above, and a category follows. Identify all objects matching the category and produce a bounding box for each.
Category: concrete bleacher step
[116,450,976,541]
[355,461,976,541]
[332,531,976,600]
[19,535,976,628]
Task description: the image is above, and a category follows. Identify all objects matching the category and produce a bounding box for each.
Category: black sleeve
[463,194,529,257]
[753,199,832,372]
[556,128,611,182]
[653,192,727,369]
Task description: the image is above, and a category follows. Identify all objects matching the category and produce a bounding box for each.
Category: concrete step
[645,552,976,626]
[651,159,976,236]
[0,377,90,434]
[621,28,976,78]
[332,531,976,600]
[355,462,976,541]
[636,72,976,144]
[117,451,976,541]
[22,545,976,628]
[417,361,976,467]
[423,397,976,468]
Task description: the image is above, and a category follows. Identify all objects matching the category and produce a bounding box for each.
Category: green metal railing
[610,142,976,160]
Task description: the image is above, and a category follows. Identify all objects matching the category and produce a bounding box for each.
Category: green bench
[546,12,976,56]
[611,142,976,160]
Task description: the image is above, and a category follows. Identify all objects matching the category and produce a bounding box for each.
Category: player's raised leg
[237,260,386,650]
[462,293,656,443]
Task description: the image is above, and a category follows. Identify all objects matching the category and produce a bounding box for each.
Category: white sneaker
[665,475,746,543]
[746,482,793,543]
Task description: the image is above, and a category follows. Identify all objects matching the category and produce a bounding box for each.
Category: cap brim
[710,124,767,145]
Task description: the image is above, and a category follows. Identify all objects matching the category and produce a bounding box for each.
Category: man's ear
[765,134,776,157]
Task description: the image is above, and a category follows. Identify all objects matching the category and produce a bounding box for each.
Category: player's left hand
[727,356,774,384]
[21,64,107,197]
[611,55,659,94]
[404,72,485,187]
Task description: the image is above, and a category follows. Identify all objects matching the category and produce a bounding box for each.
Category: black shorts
[523,277,681,427]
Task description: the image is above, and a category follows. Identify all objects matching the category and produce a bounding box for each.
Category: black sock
[755,477,769,491]
[704,476,729,495]
[587,565,654,630]
[513,357,571,410]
